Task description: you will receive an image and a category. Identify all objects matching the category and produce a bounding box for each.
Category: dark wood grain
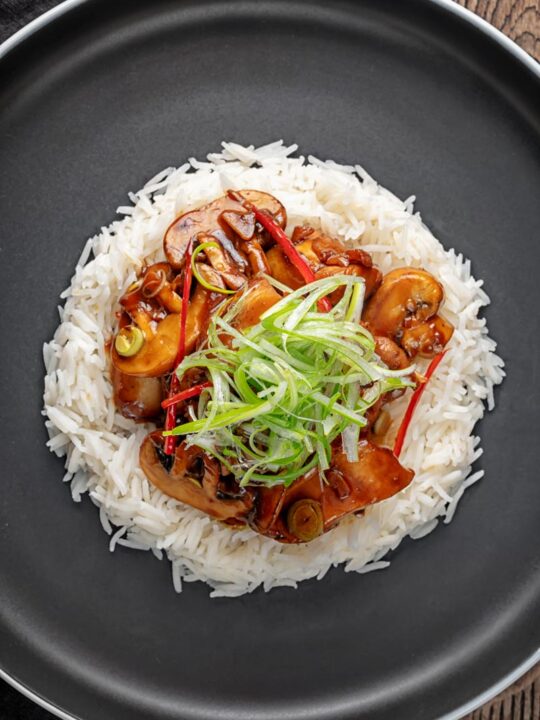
[455,0,540,60]
[466,666,540,720]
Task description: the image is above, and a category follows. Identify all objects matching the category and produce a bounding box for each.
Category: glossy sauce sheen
[110,191,454,544]
[164,190,286,269]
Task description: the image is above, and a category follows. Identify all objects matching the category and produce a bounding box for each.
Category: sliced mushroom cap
[164,190,286,269]
[362,267,444,340]
[120,282,167,332]
[400,314,454,358]
[244,239,271,275]
[369,336,411,413]
[140,433,254,522]
[220,210,256,240]
[211,229,249,271]
[196,233,247,290]
[374,335,410,371]
[111,285,211,377]
[323,441,414,524]
[139,262,183,314]
[252,440,414,543]
[239,190,287,228]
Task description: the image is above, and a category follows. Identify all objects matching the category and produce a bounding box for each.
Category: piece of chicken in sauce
[109,190,453,543]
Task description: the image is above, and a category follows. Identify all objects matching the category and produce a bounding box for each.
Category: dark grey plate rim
[0,1,538,719]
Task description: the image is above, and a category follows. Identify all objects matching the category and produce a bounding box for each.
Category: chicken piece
[231,277,282,333]
[111,366,163,420]
[111,285,211,377]
[314,264,382,303]
[266,226,382,298]
[266,245,305,289]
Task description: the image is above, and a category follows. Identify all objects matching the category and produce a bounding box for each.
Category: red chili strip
[164,239,194,455]
[175,239,195,368]
[393,351,447,458]
[227,191,333,313]
[161,381,212,410]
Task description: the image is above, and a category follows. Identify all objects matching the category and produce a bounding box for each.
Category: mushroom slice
[220,210,256,240]
[211,229,249,271]
[374,336,410,371]
[120,279,167,331]
[140,433,253,522]
[244,239,271,275]
[400,314,454,358]
[197,233,246,290]
[322,441,414,526]
[140,262,183,314]
[252,441,414,543]
[369,336,411,411]
[363,267,444,340]
[195,262,228,291]
[111,285,211,377]
[164,190,286,269]
[343,248,374,268]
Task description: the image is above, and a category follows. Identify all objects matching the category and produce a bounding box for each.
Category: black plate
[1,1,539,719]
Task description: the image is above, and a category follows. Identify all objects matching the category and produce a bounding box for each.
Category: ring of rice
[43,141,504,597]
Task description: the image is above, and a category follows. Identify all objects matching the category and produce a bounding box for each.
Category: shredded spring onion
[163,275,415,486]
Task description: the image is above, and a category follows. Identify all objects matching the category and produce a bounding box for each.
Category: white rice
[42,141,505,597]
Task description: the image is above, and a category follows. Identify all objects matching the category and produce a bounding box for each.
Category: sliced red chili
[227,190,333,313]
[161,381,212,410]
[393,350,447,458]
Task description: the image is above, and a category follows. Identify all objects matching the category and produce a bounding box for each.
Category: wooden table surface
[0,1,538,719]
[457,0,540,61]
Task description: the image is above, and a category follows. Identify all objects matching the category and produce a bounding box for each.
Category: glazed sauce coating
[109,191,454,543]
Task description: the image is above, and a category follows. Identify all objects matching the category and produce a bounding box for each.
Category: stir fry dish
[110,190,454,543]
